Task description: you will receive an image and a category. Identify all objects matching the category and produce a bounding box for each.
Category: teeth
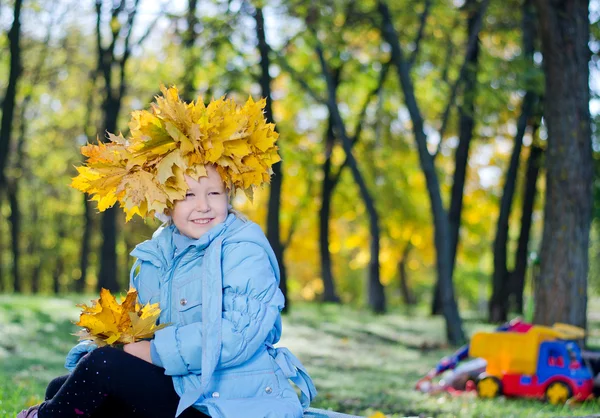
[192,219,211,224]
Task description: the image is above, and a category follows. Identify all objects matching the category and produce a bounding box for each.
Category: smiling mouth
[191,218,213,225]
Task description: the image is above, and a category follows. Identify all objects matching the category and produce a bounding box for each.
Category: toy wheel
[476,375,502,398]
[545,381,572,405]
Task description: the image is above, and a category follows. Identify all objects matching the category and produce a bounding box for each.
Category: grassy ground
[1,295,599,418]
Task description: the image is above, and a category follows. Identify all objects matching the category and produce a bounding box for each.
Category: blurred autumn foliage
[0,0,598,344]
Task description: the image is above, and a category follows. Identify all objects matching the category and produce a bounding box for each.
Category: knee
[77,345,121,372]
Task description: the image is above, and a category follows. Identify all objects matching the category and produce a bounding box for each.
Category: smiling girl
[18,86,316,418]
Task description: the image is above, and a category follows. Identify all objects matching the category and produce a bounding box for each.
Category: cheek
[172,203,190,220]
[217,197,229,216]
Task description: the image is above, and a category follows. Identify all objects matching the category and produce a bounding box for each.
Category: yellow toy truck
[469,323,594,404]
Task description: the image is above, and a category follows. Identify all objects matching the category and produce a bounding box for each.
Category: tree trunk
[31,264,42,293]
[398,243,416,305]
[254,7,289,307]
[509,0,541,314]
[319,118,341,303]
[379,0,464,343]
[77,72,98,294]
[533,0,592,328]
[315,45,385,313]
[0,216,3,292]
[489,91,535,323]
[0,0,23,188]
[8,182,20,292]
[7,92,31,294]
[95,1,140,292]
[97,102,121,292]
[53,258,64,294]
[432,0,481,315]
[97,207,119,292]
[77,196,93,293]
[29,198,41,292]
[0,0,22,291]
[489,0,538,323]
[181,0,199,101]
[316,61,388,304]
[512,139,543,313]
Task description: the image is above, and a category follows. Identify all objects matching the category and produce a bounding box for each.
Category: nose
[195,196,210,213]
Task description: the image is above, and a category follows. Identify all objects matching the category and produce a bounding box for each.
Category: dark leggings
[40,346,209,418]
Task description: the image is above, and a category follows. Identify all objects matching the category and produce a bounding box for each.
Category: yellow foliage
[74,288,168,346]
[71,85,280,221]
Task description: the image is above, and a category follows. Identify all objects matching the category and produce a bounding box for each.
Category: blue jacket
[128,214,316,417]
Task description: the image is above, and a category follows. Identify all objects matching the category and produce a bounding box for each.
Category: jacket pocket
[176,281,202,324]
[208,367,281,401]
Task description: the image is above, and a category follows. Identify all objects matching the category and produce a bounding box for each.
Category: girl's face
[172,165,229,239]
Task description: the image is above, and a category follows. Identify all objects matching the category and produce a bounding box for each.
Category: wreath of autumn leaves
[71,85,280,221]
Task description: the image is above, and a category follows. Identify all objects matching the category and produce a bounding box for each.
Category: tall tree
[314,39,386,312]
[319,111,341,303]
[181,0,199,101]
[489,91,536,322]
[6,3,59,293]
[533,0,592,328]
[398,241,416,306]
[432,0,482,315]
[78,71,99,293]
[511,137,543,313]
[378,0,488,343]
[0,0,23,189]
[489,0,539,322]
[95,0,141,292]
[277,5,391,310]
[254,6,289,305]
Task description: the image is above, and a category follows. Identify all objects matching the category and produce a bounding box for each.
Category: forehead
[185,166,225,189]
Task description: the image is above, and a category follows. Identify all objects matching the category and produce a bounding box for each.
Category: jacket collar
[131,213,239,267]
[172,213,237,256]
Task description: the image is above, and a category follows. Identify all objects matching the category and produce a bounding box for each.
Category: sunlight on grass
[1,296,599,417]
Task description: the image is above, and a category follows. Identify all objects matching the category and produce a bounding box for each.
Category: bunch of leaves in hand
[74,288,168,346]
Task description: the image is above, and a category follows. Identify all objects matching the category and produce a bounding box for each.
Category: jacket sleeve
[64,340,97,371]
[152,242,284,376]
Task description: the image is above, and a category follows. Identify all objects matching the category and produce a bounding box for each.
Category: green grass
[1,295,599,417]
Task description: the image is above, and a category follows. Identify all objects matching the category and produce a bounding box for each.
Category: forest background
[0,0,599,346]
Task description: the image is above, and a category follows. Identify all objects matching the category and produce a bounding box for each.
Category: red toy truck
[469,324,594,404]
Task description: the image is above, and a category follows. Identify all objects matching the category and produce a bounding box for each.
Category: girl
[18,86,316,418]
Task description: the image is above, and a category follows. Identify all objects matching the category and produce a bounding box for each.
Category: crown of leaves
[71,85,280,221]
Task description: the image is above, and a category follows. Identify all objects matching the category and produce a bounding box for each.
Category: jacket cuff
[150,340,164,368]
[153,326,187,375]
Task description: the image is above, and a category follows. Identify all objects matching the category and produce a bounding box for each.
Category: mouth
[191,218,214,225]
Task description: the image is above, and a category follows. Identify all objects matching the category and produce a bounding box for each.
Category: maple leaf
[156,149,187,184]
[74,288,168,347]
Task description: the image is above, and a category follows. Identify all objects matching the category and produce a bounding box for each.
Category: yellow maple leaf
[368,412,387,418]
[74,288,168,347]
[156,149,187,184]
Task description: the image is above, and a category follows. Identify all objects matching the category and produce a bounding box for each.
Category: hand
[123,340,152,363]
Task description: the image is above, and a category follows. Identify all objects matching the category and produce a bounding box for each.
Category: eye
[185,192,194,198]
[209,191,221,196]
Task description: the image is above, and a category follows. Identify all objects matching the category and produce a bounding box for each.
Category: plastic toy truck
[469,323,594,404]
